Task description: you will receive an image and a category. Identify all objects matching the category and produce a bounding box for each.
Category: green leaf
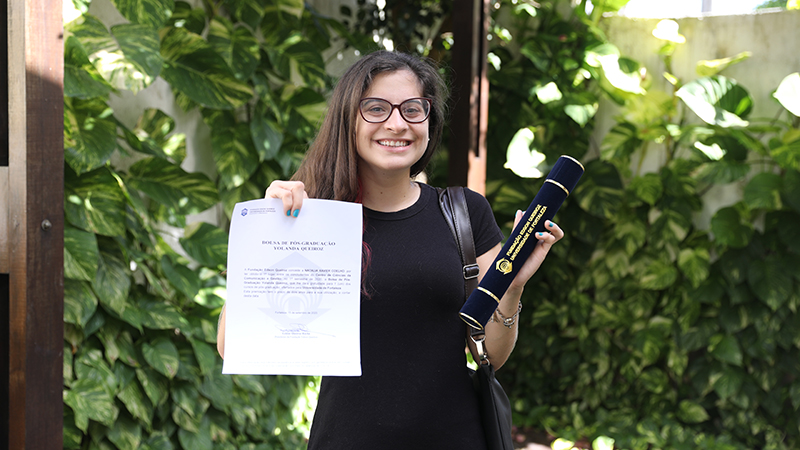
[139,298,188,330]
[232,375,267,395]
[639,367,669,394]
[87,23,163,93]
[696,51,752,77]
[117,378,153,427]
[179,222,228,269]
[694,160,750,184]
[64,378,118,431]
[208,19,260,80]
[110,0,175,28]
[709,334,743,366]
[160,27,253,109]
[748,255,794,310]
[564,102,598,127]
[107,414,143,450]
[64,226,99,281]
[639,258,678,290]
[629,173,663,205]
[600,122,641,165]
[190,338,218,377]
[574,161,624,219]
[770,134,800,171]
[64,97,118,174]
[136,367,169,407]
[533,81,563,104]
[142,337,180,379]
[161,256,201,300]
[275,41,327,89]
[743,172,783,210]
[713,368,744,399]
[65,166,126,236]
[710,206,753,248]
[773,72,800,117]
[64,279,99,327]
[678,248,710,289]
[63,35,114,98]
[119,109,186,162]
[94,248,131,316]
[63,408,83,449]
[676,76,752,127]
[210,123,260,189]
[199,372,234,411]
[177,415,213,450]
[504,127,546,178]
[614,219,647,255]
[167,2,207,34]
[593,436,615,450]
[75,349,117,396]
[251,104,284,161]
[677,399,710,423]
[127,157,219,215]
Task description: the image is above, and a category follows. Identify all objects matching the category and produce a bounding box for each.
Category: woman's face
[354,69,430,178]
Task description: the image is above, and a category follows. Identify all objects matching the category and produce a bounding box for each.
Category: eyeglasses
[358,97,433,124]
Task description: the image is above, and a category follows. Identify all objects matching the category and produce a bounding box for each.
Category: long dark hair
[292,50,448,200]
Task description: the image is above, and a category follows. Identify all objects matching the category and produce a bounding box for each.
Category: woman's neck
[359,171,420,212]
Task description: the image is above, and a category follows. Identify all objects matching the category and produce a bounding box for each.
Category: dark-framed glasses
[359,97,433,124]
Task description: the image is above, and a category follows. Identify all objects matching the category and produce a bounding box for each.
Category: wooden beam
[448,0,489,194]
[0,168,7,273]
[6,0,64,448]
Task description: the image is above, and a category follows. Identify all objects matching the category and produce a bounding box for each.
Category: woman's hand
[508,211,564,292]
[265,180,309,217]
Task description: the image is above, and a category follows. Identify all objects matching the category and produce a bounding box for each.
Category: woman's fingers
[536,220,563,244]
[265,180,308,217]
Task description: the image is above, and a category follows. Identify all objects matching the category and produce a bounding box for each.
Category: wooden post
[4,0,64,448]
[448,0,490,194]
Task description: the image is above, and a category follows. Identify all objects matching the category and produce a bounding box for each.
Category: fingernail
[292,209,300,217]
[537,232,544,237]
[286,210,292,216]
[548,221,554,227]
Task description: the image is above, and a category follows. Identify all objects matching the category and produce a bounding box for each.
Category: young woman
[217,50,564,449]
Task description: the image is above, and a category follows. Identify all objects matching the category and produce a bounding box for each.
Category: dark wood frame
[448,0,490,194]
[3,0,64,448]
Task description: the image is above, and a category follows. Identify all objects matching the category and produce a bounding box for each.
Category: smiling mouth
[377,140,412,147]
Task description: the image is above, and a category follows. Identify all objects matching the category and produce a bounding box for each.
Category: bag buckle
[463,263,480,280]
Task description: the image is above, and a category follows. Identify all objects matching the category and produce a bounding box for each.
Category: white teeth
[378,140,410,147]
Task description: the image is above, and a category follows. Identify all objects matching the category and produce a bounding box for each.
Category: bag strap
[437,187,490,365]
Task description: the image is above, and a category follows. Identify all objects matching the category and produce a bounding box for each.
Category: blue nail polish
[286,210,291,216]
[537,232,544,237]
[548,221,554,227]
[292,209,300,217]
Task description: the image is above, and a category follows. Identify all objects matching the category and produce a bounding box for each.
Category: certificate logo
[496,258,512,275]
[241,208,248,217]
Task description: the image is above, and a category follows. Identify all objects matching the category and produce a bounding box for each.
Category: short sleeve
[464,188,504,257]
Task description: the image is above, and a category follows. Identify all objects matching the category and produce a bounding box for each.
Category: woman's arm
[217,305,227,358]
[467,212,564,370]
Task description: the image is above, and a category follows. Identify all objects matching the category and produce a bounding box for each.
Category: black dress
[307,183,504,450]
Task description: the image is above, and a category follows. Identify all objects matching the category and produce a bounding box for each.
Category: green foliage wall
[62,0,371,448]
[480,4,800,450]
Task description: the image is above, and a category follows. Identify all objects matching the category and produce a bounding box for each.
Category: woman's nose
[384,108,408,132]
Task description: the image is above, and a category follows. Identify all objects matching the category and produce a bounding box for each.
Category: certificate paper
[222,198,363,376]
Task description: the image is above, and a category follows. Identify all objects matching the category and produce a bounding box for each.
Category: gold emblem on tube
[496,258,512,275]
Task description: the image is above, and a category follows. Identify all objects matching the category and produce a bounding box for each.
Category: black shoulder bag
[437,186,515,450]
